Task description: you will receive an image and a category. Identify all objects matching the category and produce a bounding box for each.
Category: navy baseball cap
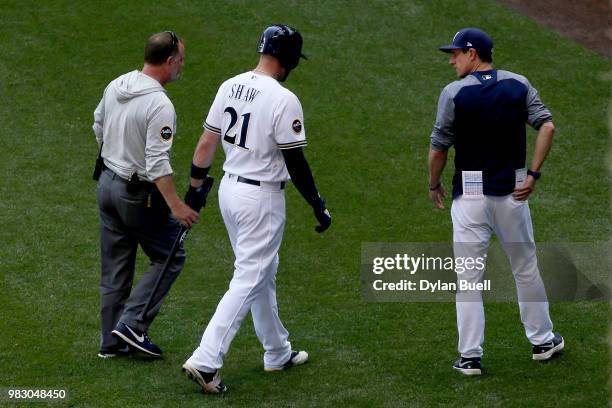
[439,28,493,59]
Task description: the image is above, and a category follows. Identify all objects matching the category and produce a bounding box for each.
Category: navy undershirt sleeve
[281,147,320,207]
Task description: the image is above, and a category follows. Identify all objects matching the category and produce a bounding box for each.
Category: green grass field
[1,0,610,406]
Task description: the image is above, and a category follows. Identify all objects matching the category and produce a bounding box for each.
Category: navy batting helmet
[257,24,306,72]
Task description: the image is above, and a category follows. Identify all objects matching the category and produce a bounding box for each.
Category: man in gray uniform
[92,31,198,358]
[428,28,563,375]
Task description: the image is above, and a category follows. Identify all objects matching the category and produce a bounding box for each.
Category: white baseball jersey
[203,71,307,182]
[187,71,307,373]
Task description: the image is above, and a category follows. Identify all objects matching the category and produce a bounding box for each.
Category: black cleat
[98,343,131,359]
[532,332,564,361]
[453,357,482,375]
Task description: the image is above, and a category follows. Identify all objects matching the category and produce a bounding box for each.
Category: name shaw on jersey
[229,83,260,103]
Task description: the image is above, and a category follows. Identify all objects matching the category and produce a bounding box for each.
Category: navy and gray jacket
[430,69,552,198]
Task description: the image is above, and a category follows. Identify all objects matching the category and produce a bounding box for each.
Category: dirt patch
[496,0,612,58]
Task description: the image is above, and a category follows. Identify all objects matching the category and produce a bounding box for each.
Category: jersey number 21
[223,106,250,150]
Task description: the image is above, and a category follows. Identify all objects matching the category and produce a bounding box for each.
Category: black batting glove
[185,185,206,213]
[313,197,332,233]
[184,177,215,213]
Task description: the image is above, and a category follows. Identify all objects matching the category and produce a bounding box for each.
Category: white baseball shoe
[182,362,227,394]
[264,350,309,372]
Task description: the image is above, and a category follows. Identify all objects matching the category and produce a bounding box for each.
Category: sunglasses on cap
[165,30,178,52]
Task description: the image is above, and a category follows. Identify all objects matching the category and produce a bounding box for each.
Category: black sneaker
[97,343,131,359]
[453,357,482,375]
[182,362,227,394]
[264,350,309,372]
[111,322,162,357]
[532,332,564,361]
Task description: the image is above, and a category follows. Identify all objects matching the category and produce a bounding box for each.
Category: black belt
[227,173,285,190]
[103,168,153,187]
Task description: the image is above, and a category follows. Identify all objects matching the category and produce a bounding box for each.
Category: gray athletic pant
[97,169,185,352]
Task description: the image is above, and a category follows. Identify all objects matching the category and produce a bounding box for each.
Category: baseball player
[93,31,198,358]
[428,28,563,375]
[181,24,331,393]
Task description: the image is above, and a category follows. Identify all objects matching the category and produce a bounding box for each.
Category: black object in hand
[313,197,332,233]
[185,176,215,213]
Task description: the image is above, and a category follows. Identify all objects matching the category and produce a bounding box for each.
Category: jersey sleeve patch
[292,119,302,134]
[204,121,222,135]
[160,126,173,142]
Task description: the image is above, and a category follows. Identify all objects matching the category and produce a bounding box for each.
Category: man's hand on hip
[512,175,535,201]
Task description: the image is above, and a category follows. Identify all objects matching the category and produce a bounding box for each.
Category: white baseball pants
[187,174,292,371]
[451,195,554,358]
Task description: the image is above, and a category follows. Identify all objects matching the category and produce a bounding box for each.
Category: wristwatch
[527,169,541,180]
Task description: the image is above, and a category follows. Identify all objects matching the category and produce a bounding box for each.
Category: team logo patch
[160,126,173,141]
[292,119,302,134]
